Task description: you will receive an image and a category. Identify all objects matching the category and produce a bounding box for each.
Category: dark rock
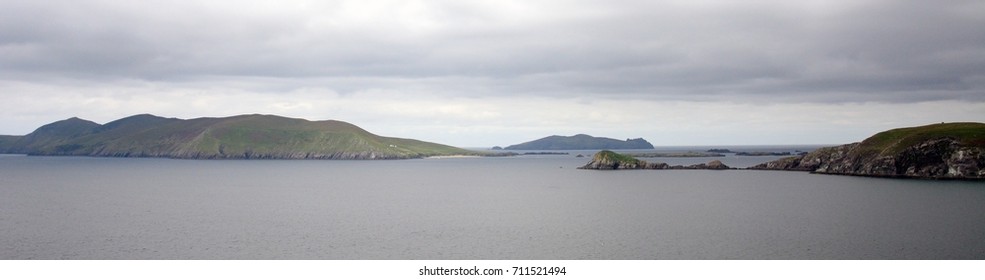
[705,160,729,170]
[677,160,730,170]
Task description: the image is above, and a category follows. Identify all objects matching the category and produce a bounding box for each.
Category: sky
[1,0,983,147]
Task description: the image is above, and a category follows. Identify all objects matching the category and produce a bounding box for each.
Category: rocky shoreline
[749,138,985,180]
[578,125,984,181]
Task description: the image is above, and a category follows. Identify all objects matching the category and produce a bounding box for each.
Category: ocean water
[1,151,983,259]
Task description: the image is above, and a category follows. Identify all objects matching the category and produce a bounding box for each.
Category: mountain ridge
[0,114,481,159]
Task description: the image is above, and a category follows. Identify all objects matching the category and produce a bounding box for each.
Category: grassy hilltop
[855,122,985,157]
[0,114,479,159]
[751,122,985,179]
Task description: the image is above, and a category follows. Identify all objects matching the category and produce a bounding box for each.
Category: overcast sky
[1,0,983,147]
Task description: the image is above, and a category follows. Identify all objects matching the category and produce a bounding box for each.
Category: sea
[1,146,983,259]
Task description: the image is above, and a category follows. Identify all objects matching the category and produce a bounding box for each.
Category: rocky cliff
[751,123,985,179]
[578,150,731,170]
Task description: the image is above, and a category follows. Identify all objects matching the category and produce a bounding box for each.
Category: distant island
[504,134,654,150]
[0,114,486,159]
[625,151,724,157]
[750,122,985,180]
[705,148,802,156]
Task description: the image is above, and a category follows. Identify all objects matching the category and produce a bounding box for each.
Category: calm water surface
[1,152,983,259]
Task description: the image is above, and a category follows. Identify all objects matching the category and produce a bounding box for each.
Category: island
[750,122,985,180]
[0,114,489,159]
[578,150,731,170]
[504,134,654,150]
[705,148,799,156]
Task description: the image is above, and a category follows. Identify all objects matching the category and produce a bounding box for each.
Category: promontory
[750,122,985,180]
[0,114,482,159]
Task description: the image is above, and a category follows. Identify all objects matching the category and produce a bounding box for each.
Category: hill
[504,134,654,150]
[0,114,480,159]
[751,122,985,179]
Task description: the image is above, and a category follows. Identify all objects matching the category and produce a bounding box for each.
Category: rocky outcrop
[690,160,730,170]
[578,150,654,169]
[751,138,985,180]
[578,150,732,170]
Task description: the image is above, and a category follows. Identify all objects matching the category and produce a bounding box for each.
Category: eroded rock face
[751,138,985,179]
[705,160,729,170]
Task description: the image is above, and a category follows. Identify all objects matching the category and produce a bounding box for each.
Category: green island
[0,114,490,159]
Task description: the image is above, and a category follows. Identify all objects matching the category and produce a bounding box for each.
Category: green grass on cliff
[595,150,642,164]
[858,122,985,157]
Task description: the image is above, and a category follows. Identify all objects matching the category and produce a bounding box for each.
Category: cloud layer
[1,0,983,146]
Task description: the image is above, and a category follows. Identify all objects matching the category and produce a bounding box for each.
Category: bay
[1,151,983,259]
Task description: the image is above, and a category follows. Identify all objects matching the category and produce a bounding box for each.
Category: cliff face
[578,150,730,170]
[751,123,985,179]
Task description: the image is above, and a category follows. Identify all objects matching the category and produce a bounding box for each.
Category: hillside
[0,114,480,159]
[504,134,654,150]
[0,135,21,150]
[750,122,985,179]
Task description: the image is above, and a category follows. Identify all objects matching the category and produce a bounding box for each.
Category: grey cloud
[1,0,983,103]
